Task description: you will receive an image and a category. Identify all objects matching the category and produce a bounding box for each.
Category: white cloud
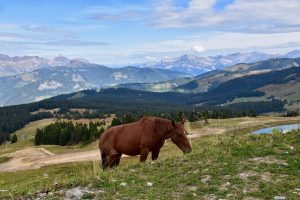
[133,31,300,59]
[188,0,216,11]
[192,45,205,53]
[151,0,300,33]
[144,56,158,61]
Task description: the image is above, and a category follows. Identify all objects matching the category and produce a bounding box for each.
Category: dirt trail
[189,127,225,138]
[0,129,222,173]
[0,148,101,172]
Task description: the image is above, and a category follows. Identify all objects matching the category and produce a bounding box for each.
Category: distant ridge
[138,50,300,76]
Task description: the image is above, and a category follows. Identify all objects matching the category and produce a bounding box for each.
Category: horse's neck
[157,119,172,140]
[156,119,172,140]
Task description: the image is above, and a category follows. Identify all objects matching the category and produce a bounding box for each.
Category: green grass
[0,156,11,164]
[0,129,299,199]
[15,118,56,139]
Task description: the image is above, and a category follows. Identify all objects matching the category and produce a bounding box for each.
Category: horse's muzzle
[183,148,192,154]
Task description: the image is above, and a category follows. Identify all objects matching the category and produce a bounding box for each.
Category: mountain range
[0,64,190,106]
[1,50,300,78]
[0,50,300,107]
[138,50,300,75]
[174,57,300,93]
[120,57,300,106]
[0,54,90,77]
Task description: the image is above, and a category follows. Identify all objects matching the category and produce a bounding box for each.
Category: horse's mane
[154,117,173,137]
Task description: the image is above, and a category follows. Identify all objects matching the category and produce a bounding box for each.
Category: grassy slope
[0,118,109,156]
[0,127,299,199]
[0,156,11,164]
[1,116,299,156]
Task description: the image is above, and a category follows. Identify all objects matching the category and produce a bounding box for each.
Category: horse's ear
[181,118,186,125]
[171,120,176,127]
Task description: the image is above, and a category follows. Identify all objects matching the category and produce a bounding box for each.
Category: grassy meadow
[0,117,299,199]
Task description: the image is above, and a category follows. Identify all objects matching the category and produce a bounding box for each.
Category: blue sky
[1,0,300,65]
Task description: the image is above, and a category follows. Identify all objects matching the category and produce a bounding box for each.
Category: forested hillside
[175,57,300,93]
[1,65,298,141]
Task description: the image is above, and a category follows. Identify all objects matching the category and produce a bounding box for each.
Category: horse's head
[170,119,192,154]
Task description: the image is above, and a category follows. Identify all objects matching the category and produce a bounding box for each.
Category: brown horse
[99,117,192,169]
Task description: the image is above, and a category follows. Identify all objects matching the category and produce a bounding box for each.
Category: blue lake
[252,124,300,134]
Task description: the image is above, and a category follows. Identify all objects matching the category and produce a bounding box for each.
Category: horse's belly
[117,144,140,156]
[115,138,141,156]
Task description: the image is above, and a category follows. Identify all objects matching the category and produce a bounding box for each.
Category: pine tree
[35,129,42,145]
[111,118,121,127]
[11,134,18,143]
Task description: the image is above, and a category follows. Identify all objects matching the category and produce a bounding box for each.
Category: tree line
[35,121,105,146]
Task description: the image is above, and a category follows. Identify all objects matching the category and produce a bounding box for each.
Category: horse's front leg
[140,147,149,162]
[151,148,161,160]
[152,141,164,160]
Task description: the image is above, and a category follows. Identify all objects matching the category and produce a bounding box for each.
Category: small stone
[38,193,46,197]
[146,182,153,187]
[220,182,231,191]
[274,196,286,200]
[201,175,211,183]
[187,186,197,191]
[97,189,105,193]
[204,194,217,200]
[58,190,65,196]
[65,187,83,200]
[226,194,234,197]
[120,182,127,187]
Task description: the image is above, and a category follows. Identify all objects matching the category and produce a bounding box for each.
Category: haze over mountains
[120,57,300,104]
[1,50,300,78]
[138,50,300,75]
[0,50,300,107]
[0,64,189,106]
[0,55,90,77]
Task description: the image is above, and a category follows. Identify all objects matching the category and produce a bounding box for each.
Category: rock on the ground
[274,196,286,200]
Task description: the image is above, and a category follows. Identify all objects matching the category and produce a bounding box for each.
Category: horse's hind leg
[101,152,109,170]
[112,153,122,167]
[108,150,121,168]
